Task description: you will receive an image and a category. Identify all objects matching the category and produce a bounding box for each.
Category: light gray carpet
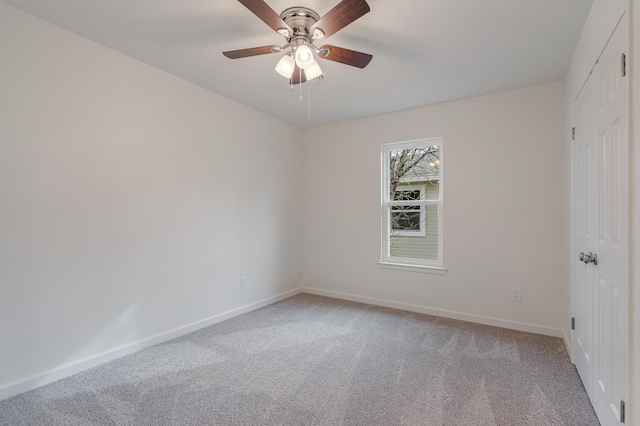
[0,293,599,425]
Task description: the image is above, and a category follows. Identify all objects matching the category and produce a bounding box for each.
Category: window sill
[377,261,447,275]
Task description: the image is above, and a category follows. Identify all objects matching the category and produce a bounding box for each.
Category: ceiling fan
[223,0,373,85]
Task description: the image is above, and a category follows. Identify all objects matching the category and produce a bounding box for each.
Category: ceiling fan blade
[318,45,372,68]
[223,45,280,59]
[310,0,370,39]
[290,65,307,85]
[237,0,292,35]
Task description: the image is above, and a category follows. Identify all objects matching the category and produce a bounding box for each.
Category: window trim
[380,138,444,270]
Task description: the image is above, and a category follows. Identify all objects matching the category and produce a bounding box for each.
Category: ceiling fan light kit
[294,44,314,69]
[304,61,323,80]
[275,54,295,78]
[223,0,373,94]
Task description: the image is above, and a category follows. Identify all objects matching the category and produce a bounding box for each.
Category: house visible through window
[391,186,426,236]
[381,138,444,271]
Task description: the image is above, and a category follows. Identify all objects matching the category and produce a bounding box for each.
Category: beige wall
[633,0,640,418]
[302,81,567,335]
[0,3,303,397]
[631,0,638,421]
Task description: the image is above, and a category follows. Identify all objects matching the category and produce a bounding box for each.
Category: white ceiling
[2,0,592,128]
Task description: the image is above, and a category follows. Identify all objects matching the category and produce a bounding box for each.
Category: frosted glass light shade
[295,45,314,69]
[305,61,322,80]
[275,55,294,78]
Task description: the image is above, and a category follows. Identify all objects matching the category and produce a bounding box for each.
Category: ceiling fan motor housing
[280,7,320,40]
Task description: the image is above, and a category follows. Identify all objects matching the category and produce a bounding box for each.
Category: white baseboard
[0,288,303,402]
[301,288,565,338]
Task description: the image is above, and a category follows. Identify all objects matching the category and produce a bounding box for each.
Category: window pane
[388,145,440,200]
[389,205,438,260]
[423,180,440,201]
[393,190,421,201]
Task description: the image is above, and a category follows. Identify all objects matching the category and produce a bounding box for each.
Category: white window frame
[379,138,446,274]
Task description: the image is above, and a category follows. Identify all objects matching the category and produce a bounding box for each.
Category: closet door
[572,74,595,399]
[591,15,628,426]
[572,15,628,426]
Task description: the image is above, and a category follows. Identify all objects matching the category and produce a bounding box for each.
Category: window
[380,138,444,272]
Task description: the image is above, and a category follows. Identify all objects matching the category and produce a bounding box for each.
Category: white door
[591,14,628,425]
[573,79,595,399]
[572,14,629,426]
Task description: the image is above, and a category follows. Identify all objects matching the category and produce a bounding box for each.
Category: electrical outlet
[240,277,247,289]
[512,288,522,302]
